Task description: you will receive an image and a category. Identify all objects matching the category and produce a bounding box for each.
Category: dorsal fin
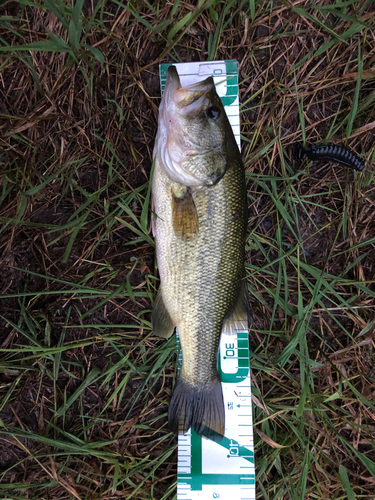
[222,276,251,335]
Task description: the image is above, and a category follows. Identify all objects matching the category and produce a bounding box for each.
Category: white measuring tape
[159,61,256,500]
[177,331,255,500]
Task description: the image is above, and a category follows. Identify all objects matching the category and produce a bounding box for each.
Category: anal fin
[151,289,175,338]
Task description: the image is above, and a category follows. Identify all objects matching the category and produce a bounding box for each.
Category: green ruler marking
[159,61,255,500]
[176,331,255,500]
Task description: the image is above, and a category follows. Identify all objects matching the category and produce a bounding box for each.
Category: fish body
[151,66,249,440]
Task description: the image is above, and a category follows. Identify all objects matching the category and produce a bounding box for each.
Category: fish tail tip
[168,375,225,442]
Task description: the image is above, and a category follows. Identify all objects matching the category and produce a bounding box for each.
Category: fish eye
[206,106,221,120]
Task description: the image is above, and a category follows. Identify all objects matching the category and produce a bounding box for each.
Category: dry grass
[0,0,374,499]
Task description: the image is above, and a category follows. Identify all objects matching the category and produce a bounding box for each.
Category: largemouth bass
[151,66,249,441]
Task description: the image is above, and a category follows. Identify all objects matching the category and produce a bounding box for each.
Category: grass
[0,0,374,498]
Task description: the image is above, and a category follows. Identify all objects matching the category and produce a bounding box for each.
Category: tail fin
[168,375,225,441]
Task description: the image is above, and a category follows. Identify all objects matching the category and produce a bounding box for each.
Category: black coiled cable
[293,143,365,171]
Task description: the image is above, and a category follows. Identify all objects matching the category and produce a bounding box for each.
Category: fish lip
[180,75,215,93]
[164,66,215,110]
[174,77,214,110]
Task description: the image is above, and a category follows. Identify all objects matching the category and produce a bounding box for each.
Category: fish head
[155,65,233,187]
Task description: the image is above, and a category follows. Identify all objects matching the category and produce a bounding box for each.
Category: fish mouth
[165,65,215,114]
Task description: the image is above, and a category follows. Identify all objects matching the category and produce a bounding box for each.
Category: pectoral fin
[151,289,175,338]
[222,276,251,336]
[172,185,198,241]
